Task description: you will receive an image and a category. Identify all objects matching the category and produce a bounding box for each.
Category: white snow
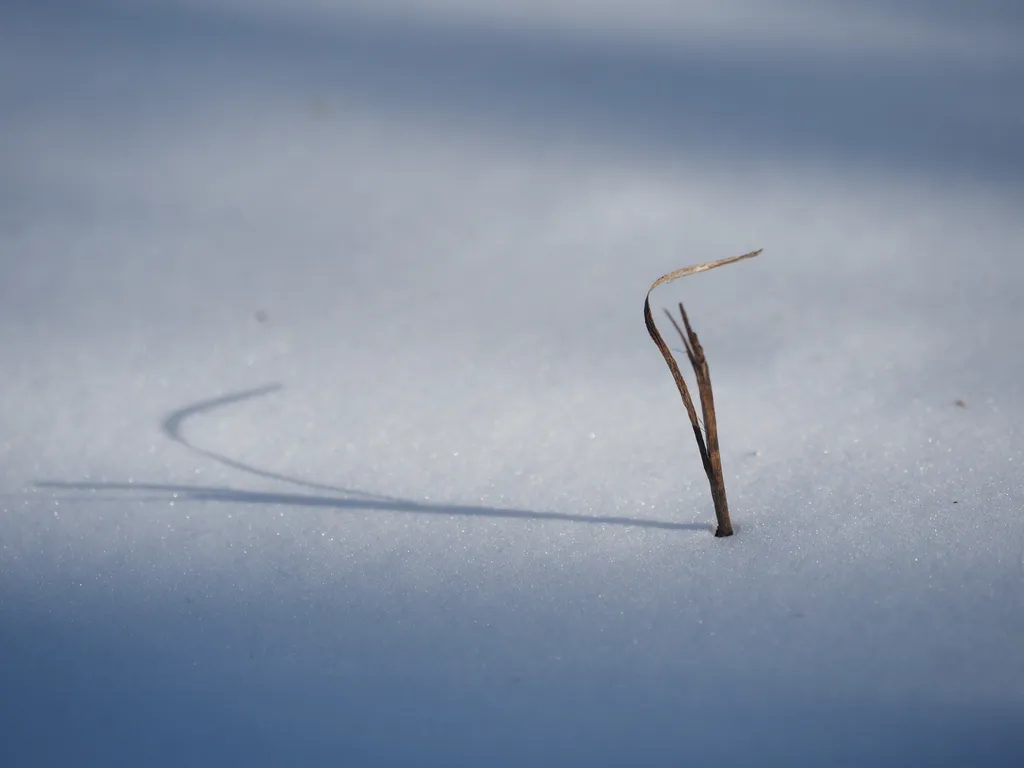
[2,1,1023,765]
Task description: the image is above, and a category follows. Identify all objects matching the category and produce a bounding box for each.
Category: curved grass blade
[643,249,762,537]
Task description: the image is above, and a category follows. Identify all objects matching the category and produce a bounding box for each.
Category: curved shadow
[161,384,402,502]
[38,385,709,532]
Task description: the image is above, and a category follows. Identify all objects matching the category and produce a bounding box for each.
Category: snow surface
[2,1,1023,765]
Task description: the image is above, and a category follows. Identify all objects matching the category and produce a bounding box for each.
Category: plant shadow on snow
[37,385,711,533]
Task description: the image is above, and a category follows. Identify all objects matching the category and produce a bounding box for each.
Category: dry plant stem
[667,304,732,537]
[643,249,762,537]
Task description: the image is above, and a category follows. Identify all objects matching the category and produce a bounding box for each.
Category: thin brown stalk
[643,249,762,537]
